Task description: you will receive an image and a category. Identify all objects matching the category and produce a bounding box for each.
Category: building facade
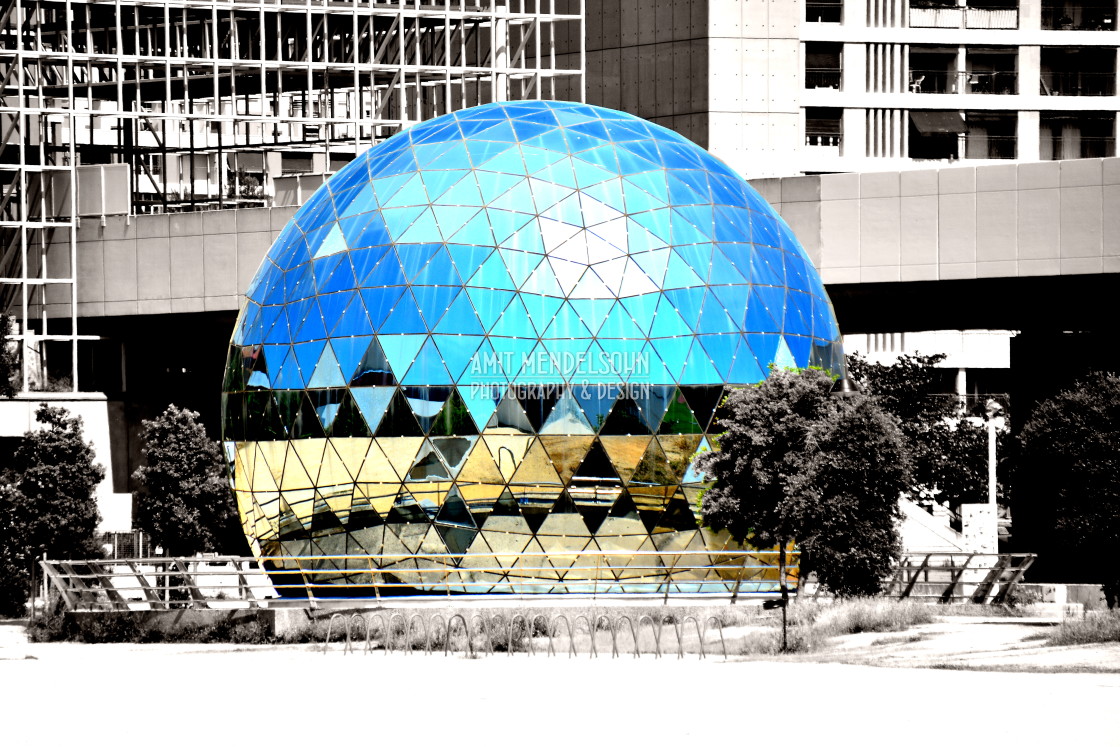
[582,0,1120,177]
[0,0,584,527]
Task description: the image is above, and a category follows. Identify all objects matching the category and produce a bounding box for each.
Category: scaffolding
[0,0,584,391]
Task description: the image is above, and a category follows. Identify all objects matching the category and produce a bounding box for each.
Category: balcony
[1041,2,1116,29]
[908,70,1018,94]
[909,3,1019,28]
[1040,71,1116,96]
[1040,113,1115,158]
[1046,136,1115,158]
[966,134,1017,159]
[806,0,842,22]
[806,107,842,155]
[806,68,842,89]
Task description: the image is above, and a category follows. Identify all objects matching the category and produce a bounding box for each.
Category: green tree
[133,404,243,556]
[1019,372,1120,608]
[698,368,910,612]
[0,404,105,616]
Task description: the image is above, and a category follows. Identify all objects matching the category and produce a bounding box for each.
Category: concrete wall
[752,157,1120,285]
[584,1,710,148]
[74,206,296,318]
[68,158,1120,322]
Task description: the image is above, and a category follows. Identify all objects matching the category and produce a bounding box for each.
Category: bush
[1048,611,1120,646]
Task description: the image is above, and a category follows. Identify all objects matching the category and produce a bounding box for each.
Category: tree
[1019,372,1120,608]
[847,352,1009,510]
[133,404,243,556]
[787,398,911,596]
[0,404,105,616]
[0,313,18,398]
[698,368,910,615]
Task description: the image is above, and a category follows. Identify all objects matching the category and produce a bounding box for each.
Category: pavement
[1,617,1119,746]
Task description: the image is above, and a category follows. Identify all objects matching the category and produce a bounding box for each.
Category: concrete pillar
[1018,109,1041,161]
[1019,0,1042,30]
[844,43,867,93]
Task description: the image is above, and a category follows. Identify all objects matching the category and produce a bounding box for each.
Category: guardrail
[38,550,800,611]
[39,551,1036,611]
[882,553,1036,603]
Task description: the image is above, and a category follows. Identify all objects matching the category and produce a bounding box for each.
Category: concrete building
[582,0,1120,177]
[0,0,584,526]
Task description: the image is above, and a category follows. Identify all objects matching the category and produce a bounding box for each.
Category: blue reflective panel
[307,344,345,388]
[434,292,486,336]
[272,347,304,389]
[710,246,750,286]
[292,303,327,343]
[783,334,812,369]
[570,298,615,336]
[403,337,452,385]
[291,339,327,383]
[697,334,738,380]
[435,173,485,206]
[329,294,373,338]
[678,339,721,385]
[432,335,484,380]
[598,302,644,339]
[379,291,428,334]
[520,294,564,332]
[464,286,514,330]
[542,302,593,339]
[696,294,738,335]
[378,334,428,380]
[411,283,460,327]
[651,336,691,380]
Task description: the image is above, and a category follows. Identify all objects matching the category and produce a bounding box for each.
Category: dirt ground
[2,616,1119,746]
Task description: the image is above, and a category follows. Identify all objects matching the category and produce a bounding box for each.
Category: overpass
[69,157,1118,335]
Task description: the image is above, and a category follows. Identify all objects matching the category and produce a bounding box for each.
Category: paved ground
[2,618,1119,746]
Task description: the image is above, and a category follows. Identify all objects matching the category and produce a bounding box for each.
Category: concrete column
[844,43,867,93]
[1018,110,1040,160]
[843,107,867,157]
[1019,0,1042,31]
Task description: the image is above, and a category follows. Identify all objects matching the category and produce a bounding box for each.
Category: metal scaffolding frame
[0,0,584,392]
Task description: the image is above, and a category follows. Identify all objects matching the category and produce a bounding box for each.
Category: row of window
[805,108,1116,160]
[806,44,1118,97]
[807,0,1117,30]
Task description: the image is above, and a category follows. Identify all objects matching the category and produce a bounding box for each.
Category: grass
[731,599,936,655]
[1046,611,1120,646]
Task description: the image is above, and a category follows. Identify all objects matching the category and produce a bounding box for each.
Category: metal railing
[805,68,842,89]
[882,553,1035,603]
[909,6,1018,29]
[1040,71,1116,96]
[806,1,842,22]
[909,69,1018,94]
[39,550,801,611]
[1046,135,1116,159]
[966,134,1017,159]
[806,132,842,147]
[1041,7,1117,29]
[321,611,731,658]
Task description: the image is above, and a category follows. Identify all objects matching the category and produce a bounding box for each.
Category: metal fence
[882,553,1035,603]
[321,611,730,659]
[38,551,1036,612]
[38,550,799,611]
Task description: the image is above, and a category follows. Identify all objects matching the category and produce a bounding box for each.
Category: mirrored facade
[223,100,844,594]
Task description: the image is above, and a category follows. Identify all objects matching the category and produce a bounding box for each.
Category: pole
[986,400,999,506]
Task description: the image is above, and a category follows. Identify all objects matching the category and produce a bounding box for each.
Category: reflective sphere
[223,100,843,595]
